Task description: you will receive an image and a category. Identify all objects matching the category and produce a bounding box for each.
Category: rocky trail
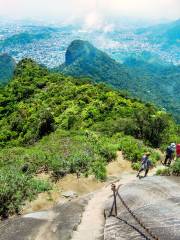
[1,152,180,240]
[0,152,134,240]
[71,153,135,240]
[71,175,136,240]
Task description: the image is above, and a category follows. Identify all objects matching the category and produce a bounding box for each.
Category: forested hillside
[0,53,16,84]
[1,58,178,148]
[136,19,180,49]
[124,58,180,122]
[56,40,180,122]
[0,58,179,218]
[57,40,132,88]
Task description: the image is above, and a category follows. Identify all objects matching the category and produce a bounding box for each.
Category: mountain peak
[65,40,96,65]
[58,39,132,89]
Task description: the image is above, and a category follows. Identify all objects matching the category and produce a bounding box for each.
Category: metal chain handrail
[109,183,160,240]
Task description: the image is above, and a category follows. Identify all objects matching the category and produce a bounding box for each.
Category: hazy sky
[0,0,180,24]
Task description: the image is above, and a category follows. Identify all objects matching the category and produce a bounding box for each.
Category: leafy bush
[0,167,51,219]
[30,179,52,193]
[133,110,172,147]
[91,159,107,181]
[99,142,117,162]
[171,158,180,176]
[132,162,141,170]
[113,134,160,167]
[68,152,92,175]
[156,159,180,176]
[156,168,171,176]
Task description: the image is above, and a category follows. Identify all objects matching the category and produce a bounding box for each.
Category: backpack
[166,146,173,156]
[176,144,180,158]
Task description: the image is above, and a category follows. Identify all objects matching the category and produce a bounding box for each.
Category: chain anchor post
[111,183,117,216]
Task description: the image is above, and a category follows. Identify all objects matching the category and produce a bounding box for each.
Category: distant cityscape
[0,21,179,68]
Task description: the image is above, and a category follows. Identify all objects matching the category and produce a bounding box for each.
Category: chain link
[109,184,160,240]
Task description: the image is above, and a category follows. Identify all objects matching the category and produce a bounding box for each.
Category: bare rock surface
[62,191,78,199]
[0,197,89,240]
[104,176,180,240]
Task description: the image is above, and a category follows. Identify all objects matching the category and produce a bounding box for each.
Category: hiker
[136,152,152,178]
[176,144,180,159]
[163,143,176,166]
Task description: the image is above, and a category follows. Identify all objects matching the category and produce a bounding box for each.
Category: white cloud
[84,11,102,30]
[95,35,121,49]
[100,0,180,20]
[0,0,179,22]
[82,11,115,32]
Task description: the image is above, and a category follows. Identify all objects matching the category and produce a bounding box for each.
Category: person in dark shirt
[163,143,176,166]
[136,152,152,178]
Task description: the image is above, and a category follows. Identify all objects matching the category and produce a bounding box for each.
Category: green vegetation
[1,58,178,147]
[124,58,180,123]
[156,167,171,176]
[0,58,179,218]
[56,40,180,122]
[0,167,51,219]
[171,159,180,176]
[113,134,160,168]
[156,158,180,176]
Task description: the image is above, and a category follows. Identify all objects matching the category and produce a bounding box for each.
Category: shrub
[68,152,92,176]
[171,159,180,176]
[91,159,107,181]
[156,168,171,176]
[0,167,51,219]
[150,151,161,165]
[30,179,52,193]
[156,159,180,176]
[99,143,117,162]
[133,109,172,147]
[132,162,141,170]
[113,134,160,167]
[37,111,55,138]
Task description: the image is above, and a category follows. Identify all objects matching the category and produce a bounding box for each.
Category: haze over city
[0,0,180,25]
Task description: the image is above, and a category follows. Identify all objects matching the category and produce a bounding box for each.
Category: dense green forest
[2,58,179,148]
[0,59,179,219]
[56,40,180,122]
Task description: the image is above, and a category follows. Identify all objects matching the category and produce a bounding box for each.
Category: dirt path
[71,152,136,240]
[0,152,161,240]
